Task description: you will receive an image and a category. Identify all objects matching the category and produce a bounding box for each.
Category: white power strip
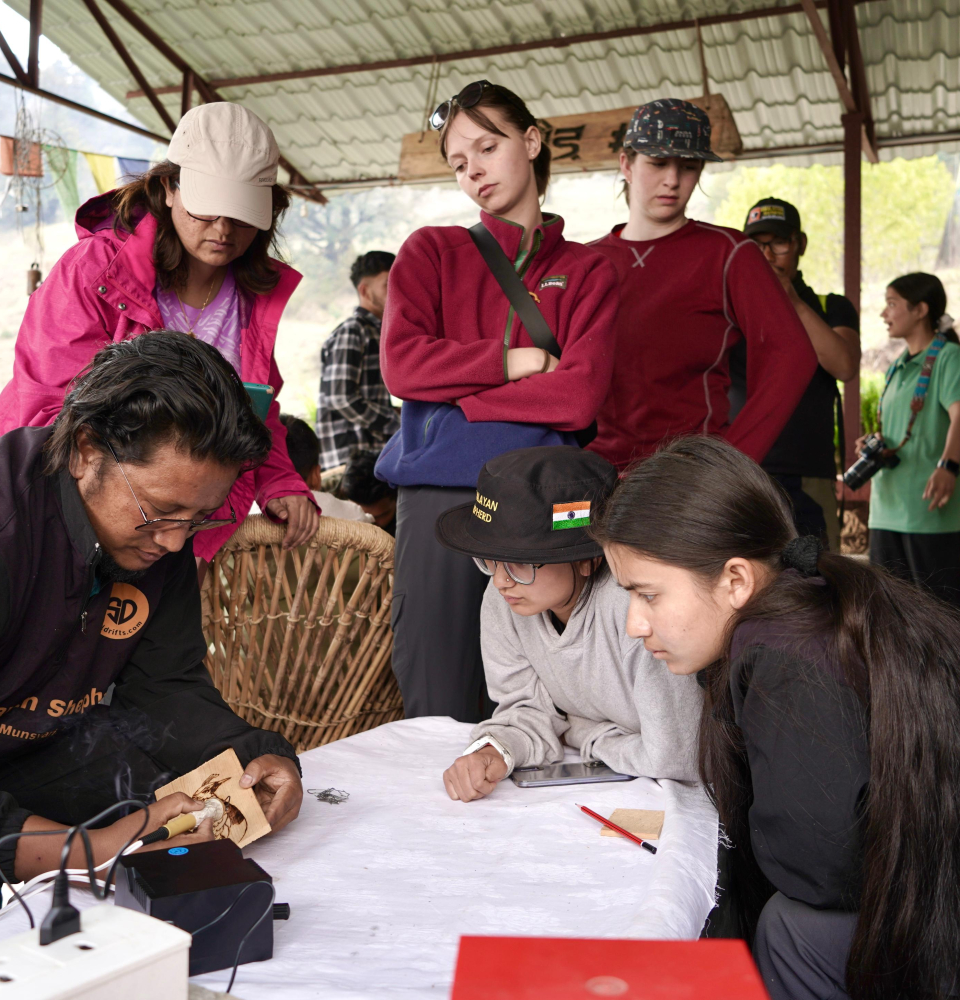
[0,903,190,999]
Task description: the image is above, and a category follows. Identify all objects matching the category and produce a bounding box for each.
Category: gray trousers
[390,485,491,723]
[754,893,857,1000]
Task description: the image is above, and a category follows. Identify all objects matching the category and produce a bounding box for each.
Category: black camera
[842,433,900,491]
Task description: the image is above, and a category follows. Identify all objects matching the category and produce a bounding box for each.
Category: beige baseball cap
[168,103,279,231]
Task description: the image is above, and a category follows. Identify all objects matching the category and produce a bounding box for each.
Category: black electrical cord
[191,879,277,994]
[55,799,151,901]
[42,799,150,945]
[0,829,81,929]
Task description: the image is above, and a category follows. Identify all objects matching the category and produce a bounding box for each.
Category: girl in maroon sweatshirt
[588,99,818,470]
[378,81,617,723]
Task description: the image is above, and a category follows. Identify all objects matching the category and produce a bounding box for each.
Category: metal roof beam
[100,0,326,203]
[81,0,176,134]
[799,0,877,162]
[127,0,881,97]
[0,69,168,140]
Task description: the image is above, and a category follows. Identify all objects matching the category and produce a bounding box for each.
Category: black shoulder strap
[468,222,562,359]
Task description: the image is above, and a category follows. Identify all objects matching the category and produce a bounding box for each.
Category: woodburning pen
[140,798,225,845]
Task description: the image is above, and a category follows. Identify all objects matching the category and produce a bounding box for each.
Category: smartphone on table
[511,761,636,788]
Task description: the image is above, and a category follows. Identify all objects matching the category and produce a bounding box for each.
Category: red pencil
[576,803,658,854]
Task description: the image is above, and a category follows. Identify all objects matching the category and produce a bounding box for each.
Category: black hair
[44,331,272,474]
[438,83,551,199]
[350,251,396,289]
[339,448,396,506]
[278,413,320,481]
[593,435,960,1000]
[888,272,958,344]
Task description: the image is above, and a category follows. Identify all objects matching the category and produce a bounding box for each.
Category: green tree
[711,156,955,294]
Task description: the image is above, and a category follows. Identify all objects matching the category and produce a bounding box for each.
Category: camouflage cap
[623,98,722,162]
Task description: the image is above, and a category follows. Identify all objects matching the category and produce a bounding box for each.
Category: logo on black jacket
[101,583,150,639]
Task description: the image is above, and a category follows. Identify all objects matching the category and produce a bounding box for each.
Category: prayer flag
[83,152,117,194]
[44,145,80,222]
[117,157,150,183]
[552,501,590,530]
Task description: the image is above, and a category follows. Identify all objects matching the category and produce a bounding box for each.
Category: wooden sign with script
[398,95,742,183]
[156,747,271,849]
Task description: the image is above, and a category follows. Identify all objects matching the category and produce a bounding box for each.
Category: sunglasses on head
[430,80,492,131]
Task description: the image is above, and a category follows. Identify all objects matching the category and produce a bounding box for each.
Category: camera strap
[878,333,947,452]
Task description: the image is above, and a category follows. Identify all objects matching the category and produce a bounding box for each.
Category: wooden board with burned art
[156,747,271,849]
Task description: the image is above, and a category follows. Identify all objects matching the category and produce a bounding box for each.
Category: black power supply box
[115,838,284,977]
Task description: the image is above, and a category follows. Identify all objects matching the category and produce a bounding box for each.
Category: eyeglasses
[430,80,493,130]
[751,235,795,256]
[472,558,545,586]
[106,443,237,534]
[170,180,256,229]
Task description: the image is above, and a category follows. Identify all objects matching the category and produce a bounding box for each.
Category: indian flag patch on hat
[552,501,590,530]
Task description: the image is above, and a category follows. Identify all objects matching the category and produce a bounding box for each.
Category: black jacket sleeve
[0,562,32,881]
[731,642,869,910]
[111,544,300,775]
[0,792,32,882]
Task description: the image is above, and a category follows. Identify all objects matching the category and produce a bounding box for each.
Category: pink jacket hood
[0,193,312,560]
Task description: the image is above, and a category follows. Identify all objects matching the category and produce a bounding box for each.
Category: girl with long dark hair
[865,272,960,605]
[377,82,618,722]
[0,103,319,564]
[593,435,960,1000]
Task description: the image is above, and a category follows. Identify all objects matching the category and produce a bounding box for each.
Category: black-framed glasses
[472,558,544,586]
[170,179,256,229]
[751,234,795,256]
[106,442,237,534]
[430,79,492,130]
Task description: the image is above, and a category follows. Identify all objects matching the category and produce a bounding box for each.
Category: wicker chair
[200,514,403,752]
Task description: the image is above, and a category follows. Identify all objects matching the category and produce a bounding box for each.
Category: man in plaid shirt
[317,251,400,470]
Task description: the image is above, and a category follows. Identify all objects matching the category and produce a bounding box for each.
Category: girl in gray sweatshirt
[434,446,702,802]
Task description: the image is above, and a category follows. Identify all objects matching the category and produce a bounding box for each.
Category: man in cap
[587,99,817,470]
[728,198,860,548]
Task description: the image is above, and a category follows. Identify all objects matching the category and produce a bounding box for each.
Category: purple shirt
[156,268,242,372]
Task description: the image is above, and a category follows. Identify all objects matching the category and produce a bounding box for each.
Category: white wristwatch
[462,734,515,774]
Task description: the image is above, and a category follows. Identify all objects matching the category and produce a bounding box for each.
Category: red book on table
[450,936,770,999]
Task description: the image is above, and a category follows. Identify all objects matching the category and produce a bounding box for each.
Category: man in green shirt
[867,273,960,605]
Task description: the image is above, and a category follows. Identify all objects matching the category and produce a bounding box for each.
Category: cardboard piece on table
[155,748,271,849]
[599,808,664,841]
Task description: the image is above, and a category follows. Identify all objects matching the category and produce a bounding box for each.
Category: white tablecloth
[1,717,719,999]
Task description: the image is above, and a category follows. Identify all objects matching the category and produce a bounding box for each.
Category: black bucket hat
[435,446,618,564]
[623,98,722,162]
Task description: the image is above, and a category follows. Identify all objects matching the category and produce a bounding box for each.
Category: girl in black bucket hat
[435,446,702,802]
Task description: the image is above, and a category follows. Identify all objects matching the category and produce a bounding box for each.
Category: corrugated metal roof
[6,0,960,187]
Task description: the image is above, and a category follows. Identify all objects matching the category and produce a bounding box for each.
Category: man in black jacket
[0,332,302,881]
[729,198,861,549]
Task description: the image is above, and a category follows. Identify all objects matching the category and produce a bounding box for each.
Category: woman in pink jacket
[0,102,319,563]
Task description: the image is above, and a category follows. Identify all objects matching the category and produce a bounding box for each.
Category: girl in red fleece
[378,81,617,723]
[588,98,818,470]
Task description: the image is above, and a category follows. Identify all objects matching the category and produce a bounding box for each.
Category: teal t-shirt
[869,339,960,533]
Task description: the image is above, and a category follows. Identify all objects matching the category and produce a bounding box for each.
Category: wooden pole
[842,110,863,468]
[27,0,41,88]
